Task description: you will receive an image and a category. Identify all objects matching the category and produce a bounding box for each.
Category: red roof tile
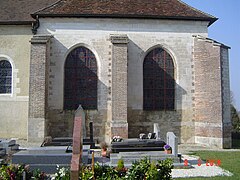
[33,0,217,26]
[0,0,58,24]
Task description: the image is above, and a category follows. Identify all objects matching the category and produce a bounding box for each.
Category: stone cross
[166,132,178,156]
[70,105,83,180]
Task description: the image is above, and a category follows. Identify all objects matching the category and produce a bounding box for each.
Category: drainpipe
[32,15,39,35]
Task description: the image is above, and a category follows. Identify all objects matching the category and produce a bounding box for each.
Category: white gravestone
[153,123,161,139]
[166,132,178,156]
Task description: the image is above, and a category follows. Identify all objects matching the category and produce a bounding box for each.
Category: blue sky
[183,0,240,111]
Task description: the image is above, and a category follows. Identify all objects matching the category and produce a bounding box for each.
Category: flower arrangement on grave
[163,144,172,154]
[112,135,123,142]
[99,141,110,157]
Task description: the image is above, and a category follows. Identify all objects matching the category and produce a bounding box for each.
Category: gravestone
[166,132,178,156]
[70,105,83,180]
[153,123,161,139]
[78,105,86,139]
[0,139,19,154]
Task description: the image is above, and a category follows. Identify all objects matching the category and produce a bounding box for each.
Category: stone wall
[0,25,31,139]
[37,18,208,143]
[193,36,231,148]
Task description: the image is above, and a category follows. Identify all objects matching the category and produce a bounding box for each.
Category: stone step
[108,162,189,169]
[110,156,179,166]
[12,148,90,165]
[111,152,177,160]
[110,151,180,166]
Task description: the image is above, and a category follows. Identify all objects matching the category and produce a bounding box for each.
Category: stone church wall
[0,25,31,139]
[37,18,209,143]
[193,36,231,148]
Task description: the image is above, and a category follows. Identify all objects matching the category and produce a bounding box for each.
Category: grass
[176,150,240,180]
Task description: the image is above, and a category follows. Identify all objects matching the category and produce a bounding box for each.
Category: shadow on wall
[127,40,188,143]
[46,38,109,141]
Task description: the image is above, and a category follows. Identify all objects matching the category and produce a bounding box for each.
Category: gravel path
[172,155,233,178]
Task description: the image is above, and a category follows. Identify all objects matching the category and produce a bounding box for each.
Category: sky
[183,0,240,111]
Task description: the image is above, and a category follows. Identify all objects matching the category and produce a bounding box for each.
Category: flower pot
[101,149,107,157]
[165,149,172,154]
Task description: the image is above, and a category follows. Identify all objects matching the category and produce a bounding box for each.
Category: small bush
[1,158,173,180]
[0,164,50,180]
[126,157,173,180]
[157,159,173,180]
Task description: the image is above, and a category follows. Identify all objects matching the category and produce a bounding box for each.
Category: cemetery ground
[177,138,240,180]
[1,136,240,179]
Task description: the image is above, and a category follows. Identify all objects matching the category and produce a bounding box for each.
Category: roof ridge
[177,0,217,19]
[31,0,62,17]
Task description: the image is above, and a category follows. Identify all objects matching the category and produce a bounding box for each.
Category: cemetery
[0,106,236,179]
[0,106,188,179]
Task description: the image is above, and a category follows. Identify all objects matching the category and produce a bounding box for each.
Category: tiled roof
[0,0,57,24]
[33,0,217,26]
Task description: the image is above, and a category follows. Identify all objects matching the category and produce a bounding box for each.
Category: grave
[111,138,166,153]
[12,105,96,174]
[0,139,19,156]
[12,146,90,174]
[41,122,95,149]
[111,123,166,153]
[110,128,184,168]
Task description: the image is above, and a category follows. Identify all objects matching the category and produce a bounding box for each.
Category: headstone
[89,122,94,144]
[0,139,19,154]
[71,105,83,180]
[166,132,178,156]
[0,139,16,148]
[153,123,161,139]
[78,105,86,139]
[0,149,6,156]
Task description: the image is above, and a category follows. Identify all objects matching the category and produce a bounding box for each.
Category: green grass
[176,151,240,180]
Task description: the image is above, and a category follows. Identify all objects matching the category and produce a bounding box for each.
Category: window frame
[143,47,175,111]
[64,46,98,110]
[0,59,13,95]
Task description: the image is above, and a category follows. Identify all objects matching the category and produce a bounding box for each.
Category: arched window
[143,48,175,110]
[0,60,12,94]
[64,47,98,110]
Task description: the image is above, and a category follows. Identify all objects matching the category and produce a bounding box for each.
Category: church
[0,0,231,148]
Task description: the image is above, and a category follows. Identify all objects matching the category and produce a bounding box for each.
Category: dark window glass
[0,60,12,94]
[143,48,175,110]
[64,47,97,110]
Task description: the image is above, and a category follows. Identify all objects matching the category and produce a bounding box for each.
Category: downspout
[31,15,39,35]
